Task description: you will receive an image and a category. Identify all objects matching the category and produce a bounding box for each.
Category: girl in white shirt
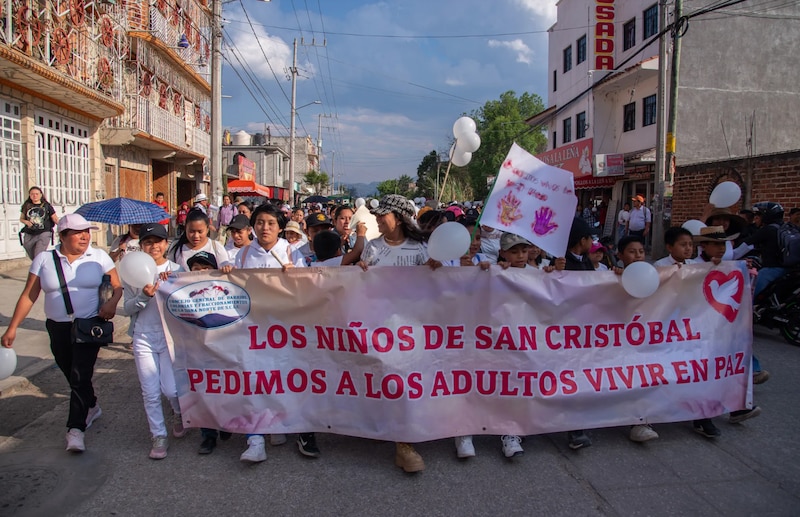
[168,209,231,272]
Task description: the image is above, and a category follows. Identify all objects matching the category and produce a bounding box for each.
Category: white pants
[133,330,180,438]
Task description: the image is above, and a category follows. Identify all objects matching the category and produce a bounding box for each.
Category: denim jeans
[754,266,787,298]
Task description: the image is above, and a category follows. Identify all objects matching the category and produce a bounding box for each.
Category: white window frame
[35,111,91,207]
[0,99,22,204]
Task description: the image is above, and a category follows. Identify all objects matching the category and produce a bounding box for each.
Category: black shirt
[20,201,55,234]
[745,224,782,267]
[565,251,595,271]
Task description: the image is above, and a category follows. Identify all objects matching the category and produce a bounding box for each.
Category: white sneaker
[630,424,659,442]
[85,405,102,429]
[269,434,287,446]
[66,428,85,452]
[501,435,524,458]
[454,436,475,458]
[240,435,267,463]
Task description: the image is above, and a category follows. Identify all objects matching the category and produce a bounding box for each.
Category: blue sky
[220,0,557,184]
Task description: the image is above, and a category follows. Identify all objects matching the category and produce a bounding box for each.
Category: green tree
[415,150,439,199]
[303,170,329,195]
[376,174,416,198]
[465,90,547,199]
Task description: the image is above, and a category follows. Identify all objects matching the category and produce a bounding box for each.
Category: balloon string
[437,138,457,205]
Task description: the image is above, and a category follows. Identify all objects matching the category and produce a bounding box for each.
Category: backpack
[773,223,800,266]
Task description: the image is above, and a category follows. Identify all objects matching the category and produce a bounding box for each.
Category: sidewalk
[0,264,130,394]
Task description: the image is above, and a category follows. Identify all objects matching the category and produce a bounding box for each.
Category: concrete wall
[677,0,800,164]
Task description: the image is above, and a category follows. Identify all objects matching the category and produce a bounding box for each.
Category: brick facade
[672,150,800,225]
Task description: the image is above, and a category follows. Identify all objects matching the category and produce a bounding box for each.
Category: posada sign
[157,262,753,443]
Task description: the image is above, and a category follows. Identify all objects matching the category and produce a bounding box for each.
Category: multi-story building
[530,0,800,230]
[222,129,289,202]
[0,0,210,263]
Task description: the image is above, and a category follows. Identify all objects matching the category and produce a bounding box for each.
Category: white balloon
[118,251,158,289]
[453,116,477,139]
[369,199,380,209]
[420,197,426,203]
[621,261,660,298]
[355,197,366,208]
[451,151,472,167]
[0,347,17,380]
[427,222,472,262]
[709,181,741,208]
[456,131,481,153]
[682,219,707,235]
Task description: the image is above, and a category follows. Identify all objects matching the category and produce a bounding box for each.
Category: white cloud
[225,19,315,81]
[488,39,534,64]
[339,108,415,128]
[515,0,557,22]
[445,78,465,86]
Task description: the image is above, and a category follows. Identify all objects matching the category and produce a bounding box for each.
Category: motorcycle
[752,262,800,346]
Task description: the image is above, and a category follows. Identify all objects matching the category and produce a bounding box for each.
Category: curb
[0,317,130,396]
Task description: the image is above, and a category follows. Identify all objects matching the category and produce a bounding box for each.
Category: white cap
[58,213,99,233]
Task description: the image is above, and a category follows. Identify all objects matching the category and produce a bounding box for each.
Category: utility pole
[210,0,223,206]
[652,0,670,259]
[288,38,298,206]
[331,150,335,195]
[666,0,683,188]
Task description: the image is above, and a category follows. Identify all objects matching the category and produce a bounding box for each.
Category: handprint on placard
[497,190,524,227]
[531,206,558,236]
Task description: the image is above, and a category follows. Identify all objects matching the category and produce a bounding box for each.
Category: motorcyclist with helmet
[737,202,786,297]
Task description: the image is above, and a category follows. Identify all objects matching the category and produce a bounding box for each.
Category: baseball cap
[305,213,333,228]
[138,224,168,241]
[446,206,465,219]
[195,193,208,202]
[371,194,415,220]
[500,232,532,251]
[58,213,99,233]
[284,220,303,235]
[568,217,593,248]
[631,195,645,203]
[227,214,250,230]
[590,242,605,254]
[186,251,218,270]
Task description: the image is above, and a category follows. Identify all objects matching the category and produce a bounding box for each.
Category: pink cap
[58,213,99,233]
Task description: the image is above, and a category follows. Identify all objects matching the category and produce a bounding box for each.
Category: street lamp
[288,96,321,206]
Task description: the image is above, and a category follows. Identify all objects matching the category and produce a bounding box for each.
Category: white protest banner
[481,143,578,257]
[157,262,753,443]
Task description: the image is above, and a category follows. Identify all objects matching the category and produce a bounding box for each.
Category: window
[563,118,572,144]
[576,111,587,139]
[577,35,587,65]
[35,111,91,206]
[643,94,657,126]
[563,45,572,73]
[553,69,557,92]
[552,131,557,149]
[623,19,636,51]
[623,102,636,132]
[0,99,22,205]
[644,4,658,39]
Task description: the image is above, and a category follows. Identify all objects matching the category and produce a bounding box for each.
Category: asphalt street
[0,264,799,516]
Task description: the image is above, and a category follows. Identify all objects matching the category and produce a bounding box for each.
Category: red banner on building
[237,154,256,181]
[536,139,594,179]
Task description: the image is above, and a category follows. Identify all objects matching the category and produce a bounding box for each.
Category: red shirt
[154,200,170,225]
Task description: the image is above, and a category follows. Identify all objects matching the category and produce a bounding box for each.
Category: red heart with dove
[702,270,745,323]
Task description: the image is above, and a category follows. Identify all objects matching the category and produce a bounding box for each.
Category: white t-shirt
[441,253,490,267]
[653,255,702,267]
[171,239,231,272]
[595,263,609,271]
[361,237,429,267]
[316,256,344,267]
[129,260,182,333]
[235,238,306,269]
[618,210,630,225]
[31,246,116,322]
[109,234,140,261]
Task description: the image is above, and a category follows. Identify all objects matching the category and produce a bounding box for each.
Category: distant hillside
[344,182,380,198]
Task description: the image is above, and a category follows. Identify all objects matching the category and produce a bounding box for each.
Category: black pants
[46,320,100,431]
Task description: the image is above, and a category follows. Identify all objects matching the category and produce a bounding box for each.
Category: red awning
[227,179,272,198]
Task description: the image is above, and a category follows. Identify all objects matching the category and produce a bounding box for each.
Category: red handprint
[532,206,558,236]
[497,191,523,227]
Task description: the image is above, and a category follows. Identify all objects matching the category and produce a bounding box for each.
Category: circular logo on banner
[166,281,251,329]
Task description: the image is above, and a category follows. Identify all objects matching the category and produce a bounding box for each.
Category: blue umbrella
[75,197,169,225]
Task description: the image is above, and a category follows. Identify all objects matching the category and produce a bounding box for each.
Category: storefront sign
[536,139,594,179]
[237,154,256,181]
[594,153,625,177]
[596,0,615,70]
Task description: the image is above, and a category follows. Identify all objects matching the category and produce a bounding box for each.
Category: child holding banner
[121,224,186,460]
[233,203,310,462]
[168,209,232,273]
[653,227,700,267]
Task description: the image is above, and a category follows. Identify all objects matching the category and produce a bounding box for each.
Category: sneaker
[172,414,187,438]
[730,406,762,424]
[219,431,232,441]
[693,419,721,438]
[395,442,425,473]
[85,405,102,430]
[198,436,216,455]
[297,433,321,458]
[66,428,85,452]
[149,436,168,459]
[630,424,659,442]
[454,435,475,458]
[269,434,287,446]
[240,435,267,463]
[753,370,770,385]
[501,435,524,458]
[567,430,592,450]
